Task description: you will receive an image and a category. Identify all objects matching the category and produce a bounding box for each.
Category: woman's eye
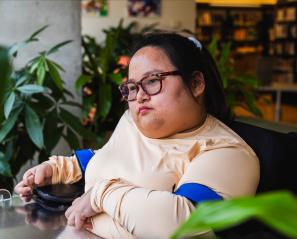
[128,84,137,91]
[146,78,159,84]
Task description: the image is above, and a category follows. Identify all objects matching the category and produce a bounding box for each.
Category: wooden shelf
[195,3,274,55]
[271,1,297,83]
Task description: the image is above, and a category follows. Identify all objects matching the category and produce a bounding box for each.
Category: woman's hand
[14,163,53,202]
[65,188,96,230]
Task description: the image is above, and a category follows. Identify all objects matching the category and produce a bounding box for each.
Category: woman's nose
[136,85,150,103]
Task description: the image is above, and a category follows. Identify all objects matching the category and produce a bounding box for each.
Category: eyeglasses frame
[118,70,180,101]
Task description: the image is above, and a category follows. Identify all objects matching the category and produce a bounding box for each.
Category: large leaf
[4,92,16,119]
[59,108,96,140]
[36,57,46,85]
[0,47,11,121]
[171,191,297,239]
[43,110,64,151]
[0,151,12,177]
[8,42,28,57]
[25,105,44,149]
[60,101,82,108]
[98,83,112,118]
[75,74,92,92]
[28,25,49,42]
[15,74,30,87]
[17,84,46,94]
[64,127,80,149]
[0,106,23,143]
[110,73,123,85]
[29,57,42,74]
[48,60,65,72]
[9,25,49,57]
[47,59,64,91]
[47,40,73,55]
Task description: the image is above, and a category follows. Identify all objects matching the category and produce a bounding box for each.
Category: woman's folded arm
[45,155,82,184]
[90,178,196,238]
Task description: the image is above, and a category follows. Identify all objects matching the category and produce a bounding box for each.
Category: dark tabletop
[0,196,102,239]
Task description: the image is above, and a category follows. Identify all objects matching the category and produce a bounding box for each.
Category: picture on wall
[128,0,161,17]
[81,0,108,17]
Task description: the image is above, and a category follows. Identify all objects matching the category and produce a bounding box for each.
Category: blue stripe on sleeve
[174,183,223,204]
[74,149,95,173]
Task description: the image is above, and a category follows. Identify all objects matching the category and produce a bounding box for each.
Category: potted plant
[0,26,95,191]
[171,191,297,239]
[208,37,262,117]
[0,46,11,122]
[76,19,157,147]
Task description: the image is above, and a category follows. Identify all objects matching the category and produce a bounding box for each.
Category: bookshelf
[195,3,274,54]
[269,1,297,83]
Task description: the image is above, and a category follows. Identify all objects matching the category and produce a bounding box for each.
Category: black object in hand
[33,182,84,212]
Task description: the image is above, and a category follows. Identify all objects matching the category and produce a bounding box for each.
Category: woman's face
[128,46,205,138]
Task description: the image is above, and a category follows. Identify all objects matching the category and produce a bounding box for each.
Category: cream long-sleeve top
[47,110,260,239]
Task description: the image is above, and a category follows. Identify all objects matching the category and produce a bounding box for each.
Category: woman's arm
[88,147,259,238]
[46,155,82,184]
[90,178,196,238]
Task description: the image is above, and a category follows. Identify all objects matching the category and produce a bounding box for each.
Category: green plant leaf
[4,141,14,163]
[8,25,49,57]
[0,47,11,121]
[110,73,123,85]
[17,84,46,94]
[36,57,46,85]
[59,108,96,140]
[4,92,16,119]
[171,191,297,239]
[0,106,23,143]
[75,74,92,92]
[220,43,231,67]
[28,25,49,42]
[49,60,65,72]
[25,105,44,149]
[47,40,73,55]
[208,37,218,57]
[29,57,42,74]
[60,101,82,108]
[98,83,112,118]
[64,127,80,149]
[47,59,64,91]
[15,75,29,87]
[43,110,64,151]
[8,42,28,57]
[0,151,12,177]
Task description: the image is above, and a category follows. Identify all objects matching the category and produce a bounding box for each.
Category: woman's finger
[72,197,81,205]
[15,181,32,195]
[67,213,75,227]
[65,205,73,219]
[23,174,34,186]
[20,194,33,202]
[34,166,46,185]
[23,168,35,181]
[83,218,93,230]
[74,214,85,230]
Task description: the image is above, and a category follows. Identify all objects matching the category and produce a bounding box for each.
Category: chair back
[229,120,297,194]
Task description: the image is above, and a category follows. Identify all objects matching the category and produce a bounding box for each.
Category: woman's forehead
[129,46,174,75]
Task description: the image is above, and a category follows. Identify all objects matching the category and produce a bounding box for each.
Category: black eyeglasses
[118,71,180,101]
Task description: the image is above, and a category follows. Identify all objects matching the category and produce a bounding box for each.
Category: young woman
[15,33,259,238]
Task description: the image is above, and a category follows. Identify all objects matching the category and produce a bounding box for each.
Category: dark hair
[129,33,232,123]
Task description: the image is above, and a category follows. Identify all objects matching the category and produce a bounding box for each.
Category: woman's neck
[180,111,208,134]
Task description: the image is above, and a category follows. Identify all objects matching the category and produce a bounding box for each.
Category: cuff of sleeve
[90,178,120,213]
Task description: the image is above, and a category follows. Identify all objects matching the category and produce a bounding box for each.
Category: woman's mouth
[138,106,152,115]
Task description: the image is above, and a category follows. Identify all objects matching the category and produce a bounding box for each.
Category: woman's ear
[191,71,205,97]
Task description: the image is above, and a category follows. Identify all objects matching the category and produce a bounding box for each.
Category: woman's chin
[138,122,162,138]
